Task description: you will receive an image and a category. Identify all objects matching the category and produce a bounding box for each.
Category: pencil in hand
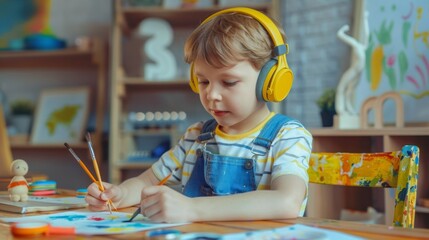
[124,168,178,222]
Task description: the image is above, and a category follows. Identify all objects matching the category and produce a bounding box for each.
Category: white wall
[50,0,112,45]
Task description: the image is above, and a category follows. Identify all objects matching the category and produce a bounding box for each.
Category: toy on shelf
[360,91,404,128]
[8,159,29,202]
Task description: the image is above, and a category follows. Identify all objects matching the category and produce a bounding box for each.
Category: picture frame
[30,87,90,144]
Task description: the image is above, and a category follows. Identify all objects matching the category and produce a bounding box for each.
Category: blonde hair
[184,12,286,70]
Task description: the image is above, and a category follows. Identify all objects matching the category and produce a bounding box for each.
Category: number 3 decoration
[137,18,177,81]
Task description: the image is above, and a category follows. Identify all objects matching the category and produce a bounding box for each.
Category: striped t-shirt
[151,112,313,216]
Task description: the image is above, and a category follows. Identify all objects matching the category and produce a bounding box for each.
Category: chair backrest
[308,145,419,228]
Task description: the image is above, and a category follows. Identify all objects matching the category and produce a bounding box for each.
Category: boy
[86,7,312,223]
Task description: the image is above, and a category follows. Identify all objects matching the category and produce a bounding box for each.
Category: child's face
[194,59,268,134]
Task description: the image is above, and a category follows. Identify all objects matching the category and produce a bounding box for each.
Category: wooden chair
[308,145,419,228]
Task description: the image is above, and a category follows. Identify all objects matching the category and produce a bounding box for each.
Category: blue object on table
[24,34,66,50]
[146,229,181,238]
[76,188,88,198]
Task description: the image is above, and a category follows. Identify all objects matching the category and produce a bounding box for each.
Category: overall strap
[198,119,217,141]
[252,114,292,154]
[183,119,217,197]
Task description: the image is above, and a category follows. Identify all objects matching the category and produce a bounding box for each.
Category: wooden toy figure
[8,159,29,202]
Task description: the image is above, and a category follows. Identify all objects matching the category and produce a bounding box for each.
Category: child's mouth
[212,110,228,117]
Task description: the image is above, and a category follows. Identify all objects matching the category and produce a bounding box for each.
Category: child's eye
[197,78,209,85]
[224,81,237,87]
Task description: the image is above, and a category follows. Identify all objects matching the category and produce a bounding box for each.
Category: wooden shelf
[310,127,429,136]
[416,206,429,214]
[123,77,188,84]
[122,78,189,87]
[119,78,191,96]
[11,142,87,150]
[116,161,154,170]
[0,48,92,58]
[3,41,106,167]
[8,134,93,150]
[122,128,174,136]
[0,48,100,68]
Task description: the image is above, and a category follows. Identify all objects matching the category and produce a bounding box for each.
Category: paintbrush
[64,143,98,183]
[64,142,116,212]
[123,169,177,222]
[85,132,114,214]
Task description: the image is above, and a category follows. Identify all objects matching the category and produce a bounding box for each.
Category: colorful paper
[0,210,187,235]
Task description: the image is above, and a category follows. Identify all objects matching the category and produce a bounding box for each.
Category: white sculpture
[137,18,177,81]
[335,11,369,128]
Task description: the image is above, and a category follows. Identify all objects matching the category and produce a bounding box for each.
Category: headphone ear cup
[256,59,277,102]
[268,67,293,102]
[189,63,199,93]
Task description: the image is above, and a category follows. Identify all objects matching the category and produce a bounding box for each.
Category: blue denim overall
[183,114,292,197]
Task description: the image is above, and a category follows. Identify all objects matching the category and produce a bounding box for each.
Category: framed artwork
[354,0,429,124]
[31,87,90,144]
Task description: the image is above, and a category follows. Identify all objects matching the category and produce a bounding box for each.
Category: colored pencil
[124,169,177,222]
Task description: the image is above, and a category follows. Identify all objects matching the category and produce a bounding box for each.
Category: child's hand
[140,185,195,223]
[85,182,122,211]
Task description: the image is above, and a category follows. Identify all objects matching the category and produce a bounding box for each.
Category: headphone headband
[201,7,285,50]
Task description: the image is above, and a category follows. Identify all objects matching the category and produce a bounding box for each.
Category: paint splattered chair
[308,145,419,228]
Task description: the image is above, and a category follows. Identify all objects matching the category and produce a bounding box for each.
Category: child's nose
[206,84,222,101]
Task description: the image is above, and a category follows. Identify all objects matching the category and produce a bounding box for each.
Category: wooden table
[1,207,429,240]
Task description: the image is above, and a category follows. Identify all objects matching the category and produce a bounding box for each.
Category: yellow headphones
[189,7,294,102]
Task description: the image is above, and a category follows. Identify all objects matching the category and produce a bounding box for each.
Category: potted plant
[316,88,336,127]
[10,99,35,134]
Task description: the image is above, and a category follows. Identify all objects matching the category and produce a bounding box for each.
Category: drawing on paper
[0,211,186,235]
